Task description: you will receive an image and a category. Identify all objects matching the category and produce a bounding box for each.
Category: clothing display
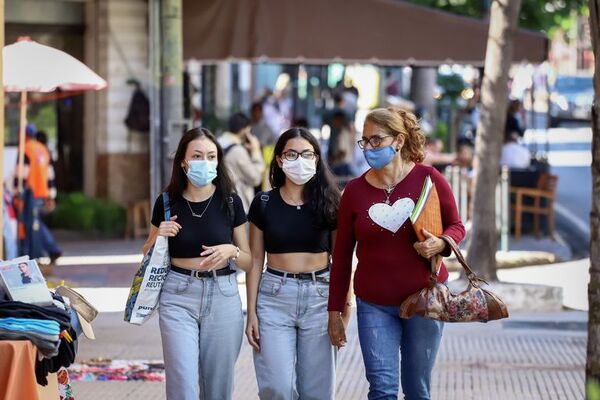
[0,300,72,328]
[0,327,59,357]
[151,191,247,258]
[247,189,334,254]
[0,298,79,386]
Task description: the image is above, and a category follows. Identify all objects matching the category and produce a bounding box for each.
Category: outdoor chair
[511,172,559,240]
[125,200,151,239]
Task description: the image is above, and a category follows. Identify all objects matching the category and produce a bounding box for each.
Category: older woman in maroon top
[328,107,465,400]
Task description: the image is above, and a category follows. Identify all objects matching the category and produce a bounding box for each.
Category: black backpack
[125,88,150,133]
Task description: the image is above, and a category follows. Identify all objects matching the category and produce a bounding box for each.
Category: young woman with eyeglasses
[327,108,465,400]
[245,127,348,399]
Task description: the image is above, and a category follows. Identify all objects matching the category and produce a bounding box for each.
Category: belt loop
[211,269,217,280]
[311,271,316,283]
[282,272,287,286]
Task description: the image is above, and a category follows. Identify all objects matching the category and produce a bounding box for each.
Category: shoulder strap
[259,192,270,214]
[162,192,171,221]
[439,234,486,286]
[223,144,238,156]
[226,195,235,226]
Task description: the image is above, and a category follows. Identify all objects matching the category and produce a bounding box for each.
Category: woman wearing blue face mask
[144,127,252,400]
[245,128,347,399]
[328,108,465,400]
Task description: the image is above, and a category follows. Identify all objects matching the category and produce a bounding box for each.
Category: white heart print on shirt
[368,198,415,233]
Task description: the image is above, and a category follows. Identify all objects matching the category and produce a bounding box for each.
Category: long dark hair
[165,127,235,211]
[270,128,340,228]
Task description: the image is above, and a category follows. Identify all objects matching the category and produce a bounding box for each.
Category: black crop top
[151,191,247,258]
[247,189,334,254]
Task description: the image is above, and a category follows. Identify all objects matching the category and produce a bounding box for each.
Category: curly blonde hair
[364,107,426,163]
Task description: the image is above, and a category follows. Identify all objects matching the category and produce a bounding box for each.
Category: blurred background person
[329,111,356,177]
[251,101,277,147]
[422,137,455,170]
[13,123,62,264]
[219,113,265,211]
[505,99,525,139]
[501,132,531,169]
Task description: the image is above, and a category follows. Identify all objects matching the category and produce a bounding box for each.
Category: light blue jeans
[357,297,444,400]
[253,268,336,400]
[159,270,244,400]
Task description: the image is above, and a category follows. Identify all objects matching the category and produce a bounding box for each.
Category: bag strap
[162,192,171,221]
[439,234,486,286]
[223,144,237,156]
[226,195,235,226]
[259,192,270,214]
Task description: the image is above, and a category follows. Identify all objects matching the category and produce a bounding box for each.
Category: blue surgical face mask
[363,145,397,170]
[185,160,217,187]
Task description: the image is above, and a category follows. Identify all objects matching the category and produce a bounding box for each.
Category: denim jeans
[20,196,61,258]
[253,268,336,400]
[356,297,444,400]
[159,270,244,400]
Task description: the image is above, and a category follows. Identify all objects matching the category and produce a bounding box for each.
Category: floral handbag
[399,235,509,322]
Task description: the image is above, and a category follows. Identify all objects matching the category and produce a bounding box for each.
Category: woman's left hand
[413,229,446,259]
[198,244,236,269]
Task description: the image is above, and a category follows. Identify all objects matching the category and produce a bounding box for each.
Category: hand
[245,133,261,154]
[44,199,56,212]
[198,244,235,269]
[158,216,181,237]
[245,312,261,352]
[413,229,446,259]
[328,311,347,348]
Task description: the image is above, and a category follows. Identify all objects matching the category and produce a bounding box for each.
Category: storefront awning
[183,0,547,66]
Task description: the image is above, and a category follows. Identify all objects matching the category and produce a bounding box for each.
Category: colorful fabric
[69,360,165,382]
[0,317,60,335]
[58,368,75,400]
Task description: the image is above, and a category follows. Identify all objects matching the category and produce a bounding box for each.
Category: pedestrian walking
[245,127,349,400]
[327,108,465,400]
[219,112,265,211]
[13,123,62,262]
[144,127,252,400]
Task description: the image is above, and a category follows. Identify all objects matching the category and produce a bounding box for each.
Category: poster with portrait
[0,258,53,305]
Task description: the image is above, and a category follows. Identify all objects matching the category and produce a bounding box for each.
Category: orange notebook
[410,175,443,242]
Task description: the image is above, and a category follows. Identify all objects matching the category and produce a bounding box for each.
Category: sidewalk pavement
[70,311,586,400]
[42,232,588,399]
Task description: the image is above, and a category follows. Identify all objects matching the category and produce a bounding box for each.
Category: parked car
[549,75,594,127]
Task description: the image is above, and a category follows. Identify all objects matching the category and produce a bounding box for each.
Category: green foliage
[28,103,57,140]
[405,0,587,36]
[437,73,466,99]
[50,192,126,237]
[433,121,449,143]
[588,380,600,400]
[201,113,227,135]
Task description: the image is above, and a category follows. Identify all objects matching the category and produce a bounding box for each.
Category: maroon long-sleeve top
[328,163,466,312]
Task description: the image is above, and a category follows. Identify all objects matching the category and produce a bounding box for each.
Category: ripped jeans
[356,297,444,400]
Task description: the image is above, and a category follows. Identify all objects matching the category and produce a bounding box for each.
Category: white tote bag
[124,192,170,325]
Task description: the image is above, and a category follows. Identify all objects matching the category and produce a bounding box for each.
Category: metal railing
[444,166,510,252]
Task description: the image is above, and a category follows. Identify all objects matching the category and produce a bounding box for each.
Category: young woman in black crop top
[246,128,350,399]
[144,128,251,400]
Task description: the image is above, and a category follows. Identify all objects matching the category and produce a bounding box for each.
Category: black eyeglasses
[282,150,317,161]
[357,135,395,149]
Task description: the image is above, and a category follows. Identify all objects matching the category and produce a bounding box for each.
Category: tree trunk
[587,1,600,397]
[466,0,522,281]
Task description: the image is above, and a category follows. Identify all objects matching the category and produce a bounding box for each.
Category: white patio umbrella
[3,37,107,192]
